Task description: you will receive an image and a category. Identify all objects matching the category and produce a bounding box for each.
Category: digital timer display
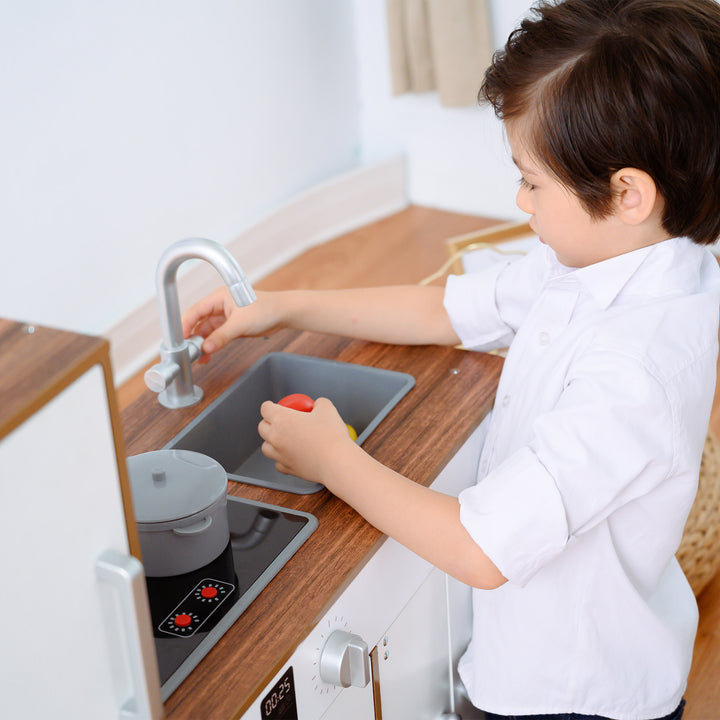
[261,666,298,720]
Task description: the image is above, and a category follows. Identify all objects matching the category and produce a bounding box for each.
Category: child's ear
[610,168,660,225]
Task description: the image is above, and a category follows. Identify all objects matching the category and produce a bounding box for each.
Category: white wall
[352,0,534,221]
[0,1,359,337]
[1,0,536,361]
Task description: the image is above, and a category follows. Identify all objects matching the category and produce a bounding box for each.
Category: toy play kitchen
[2,232,504,719]
[119,245,504,720]
[124,332,503,719]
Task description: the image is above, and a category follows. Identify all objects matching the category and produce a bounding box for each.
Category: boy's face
[506,122,628,268]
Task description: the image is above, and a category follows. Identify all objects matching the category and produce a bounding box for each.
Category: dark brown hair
[481,0,720,245]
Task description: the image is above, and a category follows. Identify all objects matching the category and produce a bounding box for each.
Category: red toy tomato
[278,393,315,412]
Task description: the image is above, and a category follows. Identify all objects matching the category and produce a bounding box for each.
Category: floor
[118,205,720,718]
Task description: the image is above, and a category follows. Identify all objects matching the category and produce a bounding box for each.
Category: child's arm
[259,397,507,590]
[184,284,502,586]
[181,285,462,356]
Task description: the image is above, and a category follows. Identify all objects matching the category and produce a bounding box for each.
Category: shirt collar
[543,237,701,310]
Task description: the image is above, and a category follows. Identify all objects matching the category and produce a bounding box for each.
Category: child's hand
[182,288,283,362]
[258,397,353,483]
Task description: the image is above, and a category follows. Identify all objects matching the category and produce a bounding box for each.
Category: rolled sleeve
[444,263,514,350]
[459,447,569,586]
[443,244,547,351]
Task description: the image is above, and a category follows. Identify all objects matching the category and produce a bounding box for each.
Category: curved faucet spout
[157,237,256,351]
[145,238,256,409]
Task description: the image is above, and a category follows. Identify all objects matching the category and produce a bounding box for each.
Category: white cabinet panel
[0,365,159,719]
[374,568,481,720]
[321,681,375,720]
[376,567,450,719]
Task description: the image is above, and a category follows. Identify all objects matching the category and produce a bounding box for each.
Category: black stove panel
[145,496,317,699]
[157,578,236,638]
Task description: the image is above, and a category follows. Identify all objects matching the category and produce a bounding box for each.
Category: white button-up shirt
[444,237,720,719]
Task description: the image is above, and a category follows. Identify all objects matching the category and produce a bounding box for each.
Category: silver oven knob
[319,630,371,688]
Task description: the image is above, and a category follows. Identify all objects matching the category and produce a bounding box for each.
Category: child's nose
[516,186,533,215]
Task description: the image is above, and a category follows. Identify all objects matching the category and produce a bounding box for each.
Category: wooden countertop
[120,328,503,719]
[1,319,106,439]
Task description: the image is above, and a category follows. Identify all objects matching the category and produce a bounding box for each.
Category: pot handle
[172,515,212,536]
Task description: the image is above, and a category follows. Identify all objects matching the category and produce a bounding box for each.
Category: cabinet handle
[96,549,163,720]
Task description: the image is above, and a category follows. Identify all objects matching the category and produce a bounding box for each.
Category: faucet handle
[144,360,180,393]
[144,336,206,393]
[185,335,205,363]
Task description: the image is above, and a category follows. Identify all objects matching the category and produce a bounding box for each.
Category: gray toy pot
[127,449,229,577]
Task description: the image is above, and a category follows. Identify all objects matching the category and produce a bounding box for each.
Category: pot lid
[127,450,227,524]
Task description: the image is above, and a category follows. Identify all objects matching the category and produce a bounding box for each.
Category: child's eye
[518,176,535,191]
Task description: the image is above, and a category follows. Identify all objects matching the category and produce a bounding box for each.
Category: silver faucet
[144,238,256,409]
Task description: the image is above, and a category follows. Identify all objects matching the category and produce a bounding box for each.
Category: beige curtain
[386,0,493,107]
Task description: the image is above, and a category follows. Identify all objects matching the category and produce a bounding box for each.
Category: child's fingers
[260,439,278,461]
[259,410,294,473]
[201,327,233,355]
[181,288,230,337]
[260,400,278,422]
[182,300,215,337]
[258,412,274,439]
[312,397,337,414]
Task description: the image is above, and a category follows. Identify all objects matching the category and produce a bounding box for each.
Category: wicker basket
[677,432,720,596]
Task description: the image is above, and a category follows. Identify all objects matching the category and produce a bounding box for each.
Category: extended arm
[184,283,502,587]
[182,285,462,356]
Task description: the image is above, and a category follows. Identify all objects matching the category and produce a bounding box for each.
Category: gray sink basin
[164,352,415,494]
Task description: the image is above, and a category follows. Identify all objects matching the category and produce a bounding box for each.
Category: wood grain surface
[0,319,105,439]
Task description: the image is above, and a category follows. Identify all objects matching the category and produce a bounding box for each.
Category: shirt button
[502,394,511,408]
[538,331,551,346]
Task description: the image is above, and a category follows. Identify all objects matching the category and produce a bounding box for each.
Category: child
[182,1,720,717]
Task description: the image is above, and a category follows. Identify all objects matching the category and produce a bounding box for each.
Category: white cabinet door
[372,419,489,720]
[0,365,161,720]
[374,568,484,720]
[320,681,375,720]
[374,567,454,720]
